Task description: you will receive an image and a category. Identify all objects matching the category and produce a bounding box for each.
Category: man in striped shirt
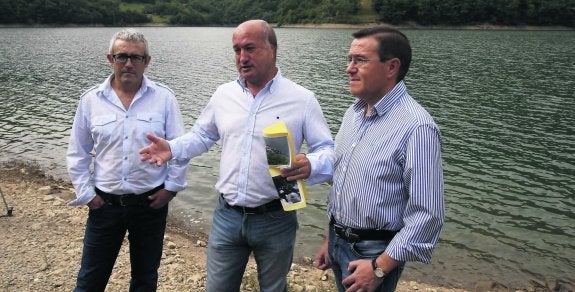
[314,26,445,292]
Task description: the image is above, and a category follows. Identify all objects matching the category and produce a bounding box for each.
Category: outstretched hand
[139,133,173,166]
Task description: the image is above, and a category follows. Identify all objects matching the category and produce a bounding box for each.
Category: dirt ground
[0,161,472,291]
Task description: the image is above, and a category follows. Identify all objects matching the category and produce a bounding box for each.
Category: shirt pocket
[91,114,118,144]
[137,113,165,137]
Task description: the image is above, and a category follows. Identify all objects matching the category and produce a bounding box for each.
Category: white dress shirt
[169,70,335,207]
[67,74,188,206]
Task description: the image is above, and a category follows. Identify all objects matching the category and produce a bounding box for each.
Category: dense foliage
[0,0,149,25]
[0,0,573,27]
[372,0,575,27]
[142,0,360,25]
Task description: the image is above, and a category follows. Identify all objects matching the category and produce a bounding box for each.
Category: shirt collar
[236,68,282,94]
[352,81,407,117]
[97,74,154,99]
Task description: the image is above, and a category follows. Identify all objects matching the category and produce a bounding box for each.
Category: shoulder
[212,80,245,98]
[277,76,313,95]
[80,84,100,98]
[273,76,316,105]
[396,95,440,135]
[216,80,240,90]
[77,84,102,104]
[149,80,176,96]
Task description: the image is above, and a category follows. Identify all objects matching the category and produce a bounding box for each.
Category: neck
[111,77,140,109]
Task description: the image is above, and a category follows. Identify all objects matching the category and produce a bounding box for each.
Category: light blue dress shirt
[328,81,445,263]
[169,70,335,207]
[67,74,188,206]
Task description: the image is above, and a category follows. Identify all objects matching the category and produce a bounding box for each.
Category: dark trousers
[74,202,169,292]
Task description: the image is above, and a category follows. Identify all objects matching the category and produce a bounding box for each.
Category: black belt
[222,194,283,214]
[95,184,164,206]
[331,219,398,243]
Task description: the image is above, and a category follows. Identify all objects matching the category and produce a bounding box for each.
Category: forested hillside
[1,0,573,27]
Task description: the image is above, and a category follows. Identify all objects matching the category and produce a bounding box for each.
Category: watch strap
[371,257,378,270]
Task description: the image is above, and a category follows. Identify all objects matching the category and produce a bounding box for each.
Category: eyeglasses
[347,56,387,67]
[347,56,372,67]
[112,54,147,64]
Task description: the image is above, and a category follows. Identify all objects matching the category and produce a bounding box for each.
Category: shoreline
[1,22,573,31]
[0,160,467,291]
[2,160,572,291]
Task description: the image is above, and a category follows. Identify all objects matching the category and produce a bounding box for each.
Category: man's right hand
[87,195,105,210]
[314,237,331,270]
[139,133,173,166]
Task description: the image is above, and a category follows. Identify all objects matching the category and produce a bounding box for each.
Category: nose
[237,49,250,63]
[346,62,357,74]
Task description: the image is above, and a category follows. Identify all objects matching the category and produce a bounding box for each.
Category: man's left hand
[342,259,383,292]
[147,189,176,209]
[280,153,310,181]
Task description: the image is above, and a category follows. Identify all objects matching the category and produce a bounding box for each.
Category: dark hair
[352,26,412,82]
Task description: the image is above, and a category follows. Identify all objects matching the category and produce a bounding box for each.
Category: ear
[145,55,152,66]
[106,54,114,65]
[387,58,401,78]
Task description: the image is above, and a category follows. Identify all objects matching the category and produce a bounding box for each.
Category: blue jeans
[328,227,405,292]
[74,202,169,292]
[206,196,298,292]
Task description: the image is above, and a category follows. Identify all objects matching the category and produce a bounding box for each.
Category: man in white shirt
[139,20,335,292]
[67,28,188,291]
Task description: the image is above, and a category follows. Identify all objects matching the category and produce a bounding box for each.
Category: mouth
[121,71,137,77]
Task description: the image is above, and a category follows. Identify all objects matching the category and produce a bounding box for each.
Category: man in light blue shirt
[140,20,335,292]
[314,26,445,292]
[67,28,188,291]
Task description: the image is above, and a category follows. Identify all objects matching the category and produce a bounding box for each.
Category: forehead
[113,39,146,53]
[232,26,265,47]
[348,37,379,55]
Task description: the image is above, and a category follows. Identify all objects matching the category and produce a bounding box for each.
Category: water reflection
[1,27,574,289]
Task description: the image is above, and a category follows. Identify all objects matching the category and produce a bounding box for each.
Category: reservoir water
[0,27,573,289]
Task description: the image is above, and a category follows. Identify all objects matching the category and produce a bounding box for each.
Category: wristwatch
[371,257,386,279]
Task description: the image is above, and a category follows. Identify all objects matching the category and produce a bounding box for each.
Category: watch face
[375,268,385,278]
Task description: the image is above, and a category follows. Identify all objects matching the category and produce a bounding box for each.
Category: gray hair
[108,28,150,56]
[259,20,277,58]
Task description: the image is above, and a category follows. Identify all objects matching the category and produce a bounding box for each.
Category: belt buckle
[344,227,360,243]
[243,206,256,215]
[119,195,127,206]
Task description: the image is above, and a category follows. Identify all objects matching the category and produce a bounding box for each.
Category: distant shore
[1,22,573,31]
[278,22,575,30]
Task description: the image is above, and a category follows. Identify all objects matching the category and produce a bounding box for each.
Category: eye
[115,54,129,62]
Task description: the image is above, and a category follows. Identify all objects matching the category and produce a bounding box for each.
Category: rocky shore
[0,161,568,291]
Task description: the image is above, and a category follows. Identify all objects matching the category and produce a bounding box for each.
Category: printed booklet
[263,121,307,211]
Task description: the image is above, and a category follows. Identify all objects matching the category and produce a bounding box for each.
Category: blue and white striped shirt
[328,81,444,264]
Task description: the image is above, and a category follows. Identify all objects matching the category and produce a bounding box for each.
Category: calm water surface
[0,27,573,289]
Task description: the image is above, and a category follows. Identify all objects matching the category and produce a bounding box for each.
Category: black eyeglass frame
[112,54,147,64]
